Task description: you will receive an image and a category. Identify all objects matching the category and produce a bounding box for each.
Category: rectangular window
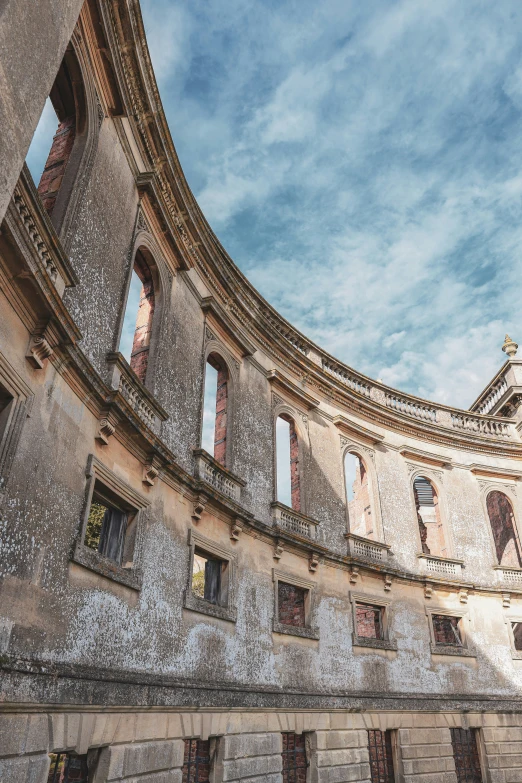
[432,614,462,646]
[278,582,306,628]
[84,480,136,567]
[192,548,229,607]
[182,739,210,783]
[368,730,395,783]
[48,752,89,783]
[512,622,522,651]
[282,732,307,783]
[451,728,483,783]
[356,604,383,640]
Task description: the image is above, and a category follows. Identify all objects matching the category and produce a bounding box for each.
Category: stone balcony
[418,553,464,579]
[106,352,168,435]
[271,502,319,540]
[193,449,246,503]
[494,564,522,589]
[346,533,391,564]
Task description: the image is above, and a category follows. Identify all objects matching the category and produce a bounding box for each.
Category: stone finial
[502,334,518,358]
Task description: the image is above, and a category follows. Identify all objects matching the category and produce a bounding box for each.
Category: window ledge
[183,589,237,623]
[430,643,475,657]
[272,620,319,640]
[72,544,142,591]
[352,635,397,651]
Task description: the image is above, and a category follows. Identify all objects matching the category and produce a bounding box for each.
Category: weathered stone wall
[2,2,522,781]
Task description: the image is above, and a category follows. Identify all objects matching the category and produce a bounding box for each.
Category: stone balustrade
[271,502,318,539]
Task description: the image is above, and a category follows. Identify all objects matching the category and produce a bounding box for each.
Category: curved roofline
[99,0,517,453]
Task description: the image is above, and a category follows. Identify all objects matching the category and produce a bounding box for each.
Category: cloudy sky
[137,0,522,409]
[27,0,522,410]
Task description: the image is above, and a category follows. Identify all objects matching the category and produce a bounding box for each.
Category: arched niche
[342,444,383,541]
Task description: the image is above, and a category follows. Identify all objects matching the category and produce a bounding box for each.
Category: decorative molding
[399,446,451,468]
[200,296,256,358]
[309,552,320,573]
[230,518,243,541]
[26,334,54,369]
[95,412,117,446]
[267,369,319,411]
[273,539,284,560]
[333,415,384,445]
[191,494,207,522]
[384,574,393,592]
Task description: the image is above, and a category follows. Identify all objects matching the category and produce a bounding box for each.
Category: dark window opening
[277,414,300,511]
[182,739,210,783]
[486,491,522,568]
[202,354,228,467]
[345,452,373,539]
[84,480,137,567]
[413,476,446,557]
[432,614,462,646]
[47,752,88,783]
[282,732,307,783]
[192,548,228,606]
[512,622,522,651]
[278,581,306,628]
[356,604,383,640]
[368,730,395,783]
[0,383,14,446]
[451,728,483,783]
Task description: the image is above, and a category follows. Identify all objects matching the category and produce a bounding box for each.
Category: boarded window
[486,491,522,568]
[182,739,210,783]
[282,732,307,783]
[345,453,373,538]
[276,415,300,511]
[201,354,228,466]
[413,476,446,557]
[432,614,462,646]
[192,549,228,606]
[278,582,306,627]
[355,604,383,640]
[47,752,89,783]
[451,728,483,783]
[368,730,395,783]
[84,481,136,567]
[512,622,522,651]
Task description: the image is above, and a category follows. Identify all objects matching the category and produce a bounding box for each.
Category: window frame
[184,529,237,622]
[425,606,475,657]
[273,401,308,515]
[504,614,522,660]
[72,454,149,591]
[341,442,384,542]
[409,468,453,560]
[350,592,397,651]
[0,352,33,496]
[480,482,522,570]
[200,341,238,473]
[272,568,319,640]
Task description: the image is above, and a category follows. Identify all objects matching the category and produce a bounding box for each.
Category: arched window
[26,45,87,230]
[120,249,155,385]
[413,476,447,557]
[486,491,522,568]
[201,353,229,466]
[276,414,300,511]
[344,452,373,539]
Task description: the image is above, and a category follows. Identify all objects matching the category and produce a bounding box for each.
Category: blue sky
[27,0,522,410]
[139,0,522,408]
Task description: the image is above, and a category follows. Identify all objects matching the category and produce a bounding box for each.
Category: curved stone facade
[1,1,522,781]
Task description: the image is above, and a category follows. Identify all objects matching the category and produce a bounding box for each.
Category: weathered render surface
[2,1,522,781]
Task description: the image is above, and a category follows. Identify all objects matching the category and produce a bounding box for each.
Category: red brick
[278,582,306,627]
[37,115,76,215]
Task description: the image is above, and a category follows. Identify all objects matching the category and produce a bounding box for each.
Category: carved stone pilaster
[143,455,162,487]
[230,518,243,541]
[26,334,54,369]
[191,494,207,522]
[95,412,118,446]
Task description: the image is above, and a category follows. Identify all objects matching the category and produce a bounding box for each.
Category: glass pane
[26,97,59,185]
[201,362,218,455]
[276,417,292,507]
[119,270,143,362]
